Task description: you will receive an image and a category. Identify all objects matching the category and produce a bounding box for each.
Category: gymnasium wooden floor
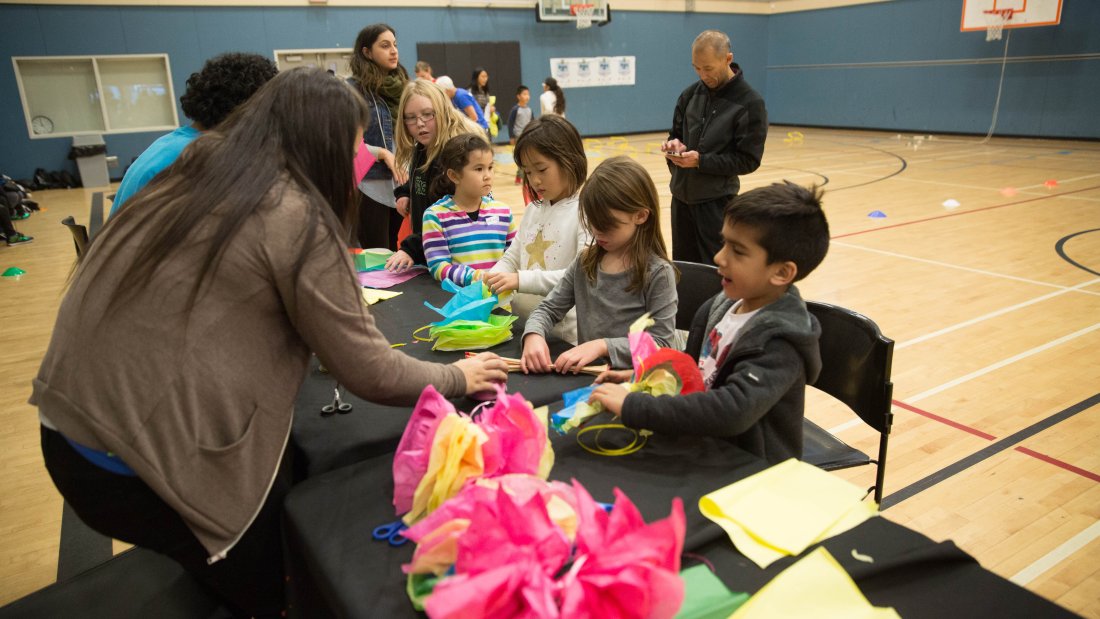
[1,125,1097,615]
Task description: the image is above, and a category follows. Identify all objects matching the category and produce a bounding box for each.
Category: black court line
[57,501,112,581]
[88,192,104,239]
[881,392,1100,510]
[1055,228,1100,277]
[815,139,908,192]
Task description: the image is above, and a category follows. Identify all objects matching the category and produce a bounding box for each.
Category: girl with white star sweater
[486,116,590,344]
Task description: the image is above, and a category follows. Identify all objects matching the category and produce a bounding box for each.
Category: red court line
[1014,446,1100,483]
[892,399,997,441]
[832,185,1100,239]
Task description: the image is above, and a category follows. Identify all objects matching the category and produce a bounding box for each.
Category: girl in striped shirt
[422,134,516,285]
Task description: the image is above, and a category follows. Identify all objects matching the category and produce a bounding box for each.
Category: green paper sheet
[674,564,750,619]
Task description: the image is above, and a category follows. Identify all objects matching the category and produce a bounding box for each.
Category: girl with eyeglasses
[386,79,484,271]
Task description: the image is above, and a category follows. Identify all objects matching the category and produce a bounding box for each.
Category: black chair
[60,216,89,258]
[672,260,723,331]
[802,300,895,504]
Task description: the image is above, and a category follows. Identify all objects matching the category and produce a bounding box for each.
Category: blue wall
[765,0,1100,138]
[1,0,1096,180]
[0,5,766,180]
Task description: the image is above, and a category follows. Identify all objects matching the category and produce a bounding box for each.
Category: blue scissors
[372,520,409,547]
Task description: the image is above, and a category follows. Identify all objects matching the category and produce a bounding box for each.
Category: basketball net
[572,3,595,29]
[984,9,1014,42]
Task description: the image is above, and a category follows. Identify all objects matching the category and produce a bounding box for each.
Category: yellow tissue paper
[405,414,488,525]
[729,547,899,619]
[700,459,877,568]
[362,288,402,305]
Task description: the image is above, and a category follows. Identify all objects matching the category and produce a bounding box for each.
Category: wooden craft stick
[465,352,608,376]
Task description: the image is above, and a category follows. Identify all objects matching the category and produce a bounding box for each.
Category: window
[13,54,178,139]
[275,49,353,79]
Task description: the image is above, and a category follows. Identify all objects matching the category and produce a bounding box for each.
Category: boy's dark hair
[180,52,278,129]
[725,181,829,282]
[516,85,529,95]
[431,133,493,197]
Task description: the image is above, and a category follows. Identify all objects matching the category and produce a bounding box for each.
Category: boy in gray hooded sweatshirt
[589,181,828,464]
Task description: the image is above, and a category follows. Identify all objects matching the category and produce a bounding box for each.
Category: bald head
[691,30,735,90]
[692,30,732,58]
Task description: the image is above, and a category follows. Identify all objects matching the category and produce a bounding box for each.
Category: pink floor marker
[1000,187,1018,197]
[1044,179,1058,189]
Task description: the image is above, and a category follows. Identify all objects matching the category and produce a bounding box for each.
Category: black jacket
[393,144,445,264]
[667,64,767,204]
[621,287,821,464]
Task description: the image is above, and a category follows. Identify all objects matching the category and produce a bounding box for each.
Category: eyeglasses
[403,111,436,125]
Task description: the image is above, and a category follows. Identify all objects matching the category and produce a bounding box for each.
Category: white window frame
[274,48,354,79]
[13,53,179,140]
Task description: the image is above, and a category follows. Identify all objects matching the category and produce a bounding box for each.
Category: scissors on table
[320,385,353,416]
[372,520,409,547]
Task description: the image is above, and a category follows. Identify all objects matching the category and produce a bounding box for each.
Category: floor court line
[831,185,1100,240]
[904,323,1100,405]
[895,278,1100,350]
[831,241,1100,295]
[1010,520,1100,587]
[1014,447,1100,484]
[892,399,997,441]
[880,393,1100,509]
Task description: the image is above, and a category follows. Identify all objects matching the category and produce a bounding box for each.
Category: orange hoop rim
[569,3,595,15]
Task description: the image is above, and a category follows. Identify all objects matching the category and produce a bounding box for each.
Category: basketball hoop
[983,8,1014,41]
[571,3,595,29]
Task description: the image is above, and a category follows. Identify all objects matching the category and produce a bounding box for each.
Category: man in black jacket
[662,30,768,263]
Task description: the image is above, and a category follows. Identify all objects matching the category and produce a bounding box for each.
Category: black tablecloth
[291,273,594,477]
[284,424,1073,619]
[284,432,764,618]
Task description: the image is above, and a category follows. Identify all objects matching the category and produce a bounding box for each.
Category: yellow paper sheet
[700,459,877,568]
[730,547,900,619]
[362,288,402,305]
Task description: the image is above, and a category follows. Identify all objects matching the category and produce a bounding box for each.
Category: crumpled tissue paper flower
[394,385,553,525]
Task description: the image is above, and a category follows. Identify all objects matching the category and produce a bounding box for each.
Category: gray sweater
[523,254,677,368]
[621,286,821,464]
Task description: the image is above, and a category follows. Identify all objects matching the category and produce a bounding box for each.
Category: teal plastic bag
[424,280,498,326]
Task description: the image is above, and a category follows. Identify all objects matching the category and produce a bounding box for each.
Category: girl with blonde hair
[386,79,485,271]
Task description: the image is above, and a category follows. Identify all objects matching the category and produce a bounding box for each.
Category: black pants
[41,427,291,618]
[356,193,402,251]
[671,195,730,264]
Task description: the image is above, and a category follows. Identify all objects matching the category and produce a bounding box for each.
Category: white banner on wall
[549,56,635,88]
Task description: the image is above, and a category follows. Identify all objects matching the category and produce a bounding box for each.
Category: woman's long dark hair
[544,77,566,115]
[96,67,368,311]
[468,67,490,96]
[349,23,409,95]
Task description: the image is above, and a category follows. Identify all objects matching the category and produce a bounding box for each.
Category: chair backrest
[805,301,894,434]
[60,216,89,258]
[672,260,723,331]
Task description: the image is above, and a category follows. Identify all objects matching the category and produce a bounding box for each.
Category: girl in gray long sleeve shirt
[521,156,678,373]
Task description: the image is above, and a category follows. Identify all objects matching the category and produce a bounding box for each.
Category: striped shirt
[422,195,516,286]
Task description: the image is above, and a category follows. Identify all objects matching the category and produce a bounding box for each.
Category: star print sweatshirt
[490,194,590,344]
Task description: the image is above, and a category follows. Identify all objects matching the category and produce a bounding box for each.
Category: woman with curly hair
[348,23,410,250]
[34,67,507,617]
[108,52,277,216]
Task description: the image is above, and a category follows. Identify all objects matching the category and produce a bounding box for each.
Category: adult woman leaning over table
[30,68,507,619]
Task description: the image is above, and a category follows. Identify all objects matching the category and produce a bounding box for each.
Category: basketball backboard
[537,0,609,27]
[961,0,1062,32]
